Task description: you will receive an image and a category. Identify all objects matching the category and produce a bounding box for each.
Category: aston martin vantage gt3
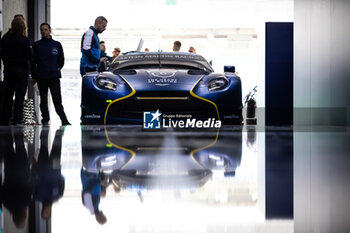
[81,52,243,125]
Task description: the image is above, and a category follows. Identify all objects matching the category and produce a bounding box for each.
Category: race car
[81,52,243,125]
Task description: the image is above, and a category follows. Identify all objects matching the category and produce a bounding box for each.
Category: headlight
[96,76,117,91]
[208,77,228,91]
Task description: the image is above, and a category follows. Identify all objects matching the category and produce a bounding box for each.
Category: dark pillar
[265,22,293,126]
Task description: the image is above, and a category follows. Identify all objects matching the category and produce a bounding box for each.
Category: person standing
[111,48,121,61]
[111,47,121,60]
[1,17,34,125]
[188,46,196,54]
[80,16,108,76]
[99,41,111,60]
[32,23,70,126]
[172,40,182,52]
[98,41,111,72]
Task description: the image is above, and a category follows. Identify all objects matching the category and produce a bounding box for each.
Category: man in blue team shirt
[80,16,108,76]
[32,23,70,126]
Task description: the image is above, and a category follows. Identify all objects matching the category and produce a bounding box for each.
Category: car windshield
[109,52,214,72]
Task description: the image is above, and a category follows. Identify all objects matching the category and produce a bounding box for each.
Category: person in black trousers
[1,17,34,125]
[32,23,70,126]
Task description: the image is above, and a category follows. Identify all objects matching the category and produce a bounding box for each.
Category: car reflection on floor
[80,126,244,224]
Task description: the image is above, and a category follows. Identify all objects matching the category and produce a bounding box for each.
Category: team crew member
[1,18,34,125]
[172,40,181,52]
[32,23,70,126]
[80,16,108,76]
[111,47,121,60]
[99,41,111,60]
[188,46,196,54]
[98,41,110,72]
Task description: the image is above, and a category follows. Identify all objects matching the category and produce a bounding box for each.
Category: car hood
[118,69,205,92]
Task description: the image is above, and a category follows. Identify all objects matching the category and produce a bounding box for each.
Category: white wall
[294,0,350,125]
[294,1,350,232]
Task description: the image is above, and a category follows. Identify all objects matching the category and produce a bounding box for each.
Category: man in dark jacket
[32,23,70,126]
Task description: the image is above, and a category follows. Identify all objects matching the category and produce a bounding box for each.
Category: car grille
[107,91,217,120]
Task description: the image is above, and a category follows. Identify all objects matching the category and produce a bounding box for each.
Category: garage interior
[1,0,350,233]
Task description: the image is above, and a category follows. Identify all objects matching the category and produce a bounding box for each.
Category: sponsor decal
[143,110,221,129]
[84,114,101,119]
[148,78,177,85]
[117,54,206,62]
[52,47,58,55]
[148,71,177,86]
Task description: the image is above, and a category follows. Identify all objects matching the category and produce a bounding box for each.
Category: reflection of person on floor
[2,128,32,228]
[137,190,144,203]
[81,169,107,224]
[32,127,65,219]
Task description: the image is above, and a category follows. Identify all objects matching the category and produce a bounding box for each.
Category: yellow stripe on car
[189,75,220,121]
[189,75,220,168]
[103,75,136,124]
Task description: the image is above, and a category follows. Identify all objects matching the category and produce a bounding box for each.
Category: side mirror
[224,66,235,73]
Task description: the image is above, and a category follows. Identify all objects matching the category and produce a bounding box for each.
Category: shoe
[41,120,49,126]
[61,121,71,126]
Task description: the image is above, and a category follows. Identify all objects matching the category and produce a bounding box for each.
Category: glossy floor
[0,125,349,233]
